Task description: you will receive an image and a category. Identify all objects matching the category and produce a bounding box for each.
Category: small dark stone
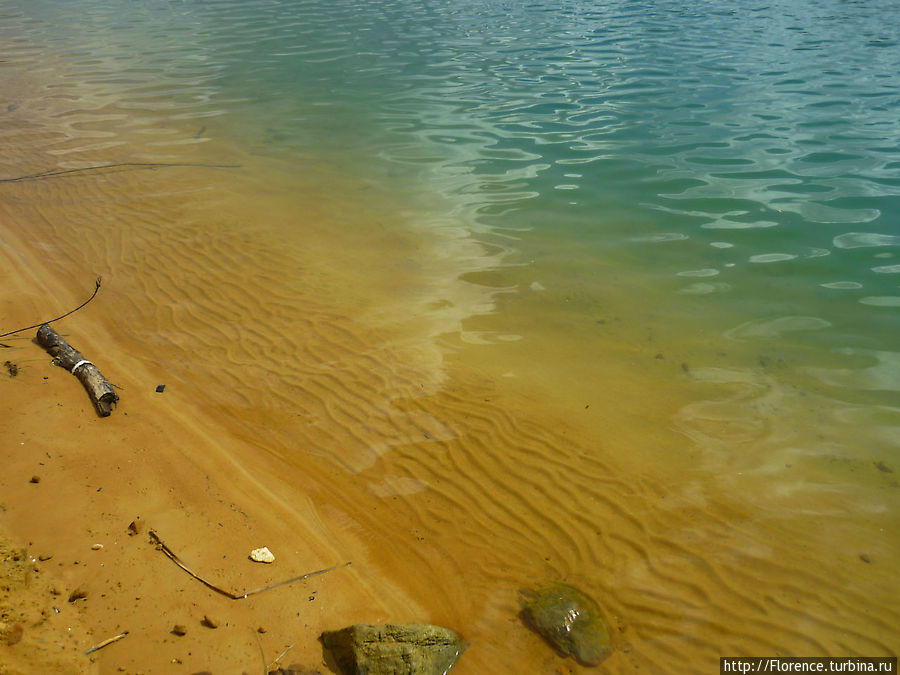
[29,475,40,484]
[874,461,893,473]
[68,586,88,602]
[126,518,144,536]
[201,615,219,629]
[4,361,18,377]
[155,384,166,393]
[171,624,187,636]
[860,554,871,564]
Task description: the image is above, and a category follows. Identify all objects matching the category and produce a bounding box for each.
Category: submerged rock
[321,623,465,675]
[519,582,611,666]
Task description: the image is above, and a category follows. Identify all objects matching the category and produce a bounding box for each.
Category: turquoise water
[5,0,899,299]
[10,0,897,324]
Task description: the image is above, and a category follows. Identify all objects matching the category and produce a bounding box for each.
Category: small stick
[0,276,101,340]
[241,563,351,599]
[269,643,295,670]
[84,630,129,655]
[149,530,241,599]
[253,631,267,675]
[149,530,350,600]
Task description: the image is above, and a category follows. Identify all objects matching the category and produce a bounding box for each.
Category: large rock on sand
[519,582,611,666]
[321,623,465,675]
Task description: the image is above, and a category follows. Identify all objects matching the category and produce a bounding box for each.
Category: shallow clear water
[165,0,900,480]
[2,0,899,669]
[5,0,899,312]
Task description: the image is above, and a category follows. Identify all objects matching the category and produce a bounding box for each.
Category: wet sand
[1,118,899,674]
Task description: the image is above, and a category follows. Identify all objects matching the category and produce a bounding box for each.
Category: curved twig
[0,276,102,340]
[149,529,350,600]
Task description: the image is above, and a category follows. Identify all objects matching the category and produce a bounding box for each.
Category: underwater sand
[0,115,896,675]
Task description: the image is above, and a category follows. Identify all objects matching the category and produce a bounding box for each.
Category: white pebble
[249,546,275,563]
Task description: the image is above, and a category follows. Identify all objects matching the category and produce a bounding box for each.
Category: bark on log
[35,324,118,417]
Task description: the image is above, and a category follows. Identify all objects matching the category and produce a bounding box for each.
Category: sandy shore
[0,224,372,674]
[0,151,472,673]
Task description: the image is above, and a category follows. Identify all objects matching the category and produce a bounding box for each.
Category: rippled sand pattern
[3,120,897,675]
[7,170,898,673]
[2,1,899,672]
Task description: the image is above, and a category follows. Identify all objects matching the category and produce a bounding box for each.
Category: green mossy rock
[519,582,611,666]
[321,623,465,675]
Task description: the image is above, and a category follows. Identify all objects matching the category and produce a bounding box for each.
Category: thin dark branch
[0,161,240,184]
[0,276,102,339]
[241,563,352,598]
[149,529,350,600]
[254,630,267,675]
[149,529,243,599]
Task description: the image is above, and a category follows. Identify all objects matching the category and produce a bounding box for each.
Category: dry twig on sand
[148,530,350,600]
[0,277,102,342]
[270,643,295,671]
[84,630,129,655]
[254,632,297,675]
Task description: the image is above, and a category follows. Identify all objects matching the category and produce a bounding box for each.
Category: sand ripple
[1,156,897,669]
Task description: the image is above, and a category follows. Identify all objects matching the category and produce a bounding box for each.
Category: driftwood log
[36,324,118,416]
